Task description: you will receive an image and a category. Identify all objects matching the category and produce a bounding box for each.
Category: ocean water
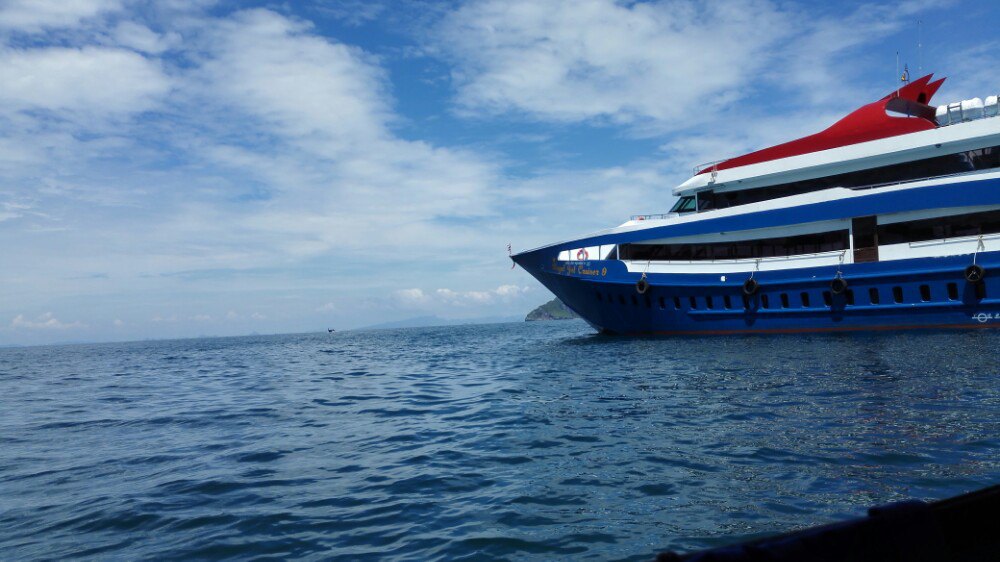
[1,321,999,561]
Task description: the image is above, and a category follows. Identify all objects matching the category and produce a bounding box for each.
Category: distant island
[525,298,579,321]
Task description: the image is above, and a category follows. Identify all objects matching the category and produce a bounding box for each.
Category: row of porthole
[595,281,987,311]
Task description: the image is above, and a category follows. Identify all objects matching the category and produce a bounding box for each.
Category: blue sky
[0,0,997,345]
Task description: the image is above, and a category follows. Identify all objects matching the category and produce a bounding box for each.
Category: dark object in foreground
[655,484,1000,562]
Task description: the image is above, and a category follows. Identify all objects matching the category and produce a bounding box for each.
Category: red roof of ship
[699,74,946,175]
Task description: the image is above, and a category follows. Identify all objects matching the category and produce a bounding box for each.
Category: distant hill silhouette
[525,299,579,321]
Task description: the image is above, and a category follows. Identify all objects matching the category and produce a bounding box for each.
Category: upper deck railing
[629,213,673,221]
[691,159,727,176]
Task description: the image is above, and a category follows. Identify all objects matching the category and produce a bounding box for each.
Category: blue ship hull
[514,175,1000,334]
[514,249,1000,335]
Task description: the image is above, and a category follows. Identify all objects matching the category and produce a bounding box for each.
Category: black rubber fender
[965,264,985,283]
[636,277,650,294]
[831,277,848,295]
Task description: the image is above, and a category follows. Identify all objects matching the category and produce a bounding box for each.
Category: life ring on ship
[965,264,985,283]
[576,248,589,260]
[742,278,759,296]
[636,277,650,294]
[830,277,848,295]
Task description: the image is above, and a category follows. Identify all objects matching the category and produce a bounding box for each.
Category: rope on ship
[965,235,986,282]
[831,251,849,295]
[742,259,761,296]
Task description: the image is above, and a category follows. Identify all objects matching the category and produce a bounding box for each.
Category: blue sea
[2,321,999,561]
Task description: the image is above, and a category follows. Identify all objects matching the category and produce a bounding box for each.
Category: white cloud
[396,285,532,308]
[113,318,124,326]
[0,0,123,32]
[0,46,171,117]
[434,0,792,127]
[201,9,391,148]
[250,312,266,320]
[316,302,337,312]
[112,21,181,54]
[394,288,429,305]
[11,312,85,330]
[431,0,947,133]
[192,314,212,321]
[0,201,30,222]
[178,8,500,262]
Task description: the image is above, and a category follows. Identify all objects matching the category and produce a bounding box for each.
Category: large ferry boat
[512,74,1000,334]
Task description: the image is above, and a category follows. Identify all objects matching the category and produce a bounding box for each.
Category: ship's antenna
[917,20,923,73]
[895,51,900,96]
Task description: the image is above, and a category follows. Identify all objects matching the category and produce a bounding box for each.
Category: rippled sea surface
[2,321,999,561]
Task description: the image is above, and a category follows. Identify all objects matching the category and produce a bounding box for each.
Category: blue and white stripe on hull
[514,250,1000,335]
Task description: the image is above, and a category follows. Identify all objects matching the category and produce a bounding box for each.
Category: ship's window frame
[892,286,904,303]
[877,209,1000,246]
[698,145,999,210]
[621,229,849,262]
[869,287,880,305]
[800,292,810,307]
[947,283,959,300]
[669,196,698,214]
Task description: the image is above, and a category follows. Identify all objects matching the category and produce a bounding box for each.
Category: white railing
[692,159,727,176]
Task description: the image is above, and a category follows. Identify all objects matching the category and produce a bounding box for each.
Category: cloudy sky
[0,0,997,345]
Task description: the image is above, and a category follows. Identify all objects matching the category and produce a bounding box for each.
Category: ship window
[689,296,697,309]
[724,295,733,309]
[631,294,639,306]
[619,294,626,305]
[673,296,682,310]
[596,291,603,302]
[644,295,652,308]
[878,209,1000,245]
[780,293,789,308]
[705,295,714,309]
[761,294,770,308]
[800,292,810,307]
[700,145,1000,210]
[975,282,987,300]
[845,289,855,305]
[893,286,904,303]
[621,229,849,262]
[869,287,880,305]
[659,296,666,309]
[670,196,698,214]
[919,285,931,301]
[607,292,613,304]
[823,291,832,306]
[947,283,959,300]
